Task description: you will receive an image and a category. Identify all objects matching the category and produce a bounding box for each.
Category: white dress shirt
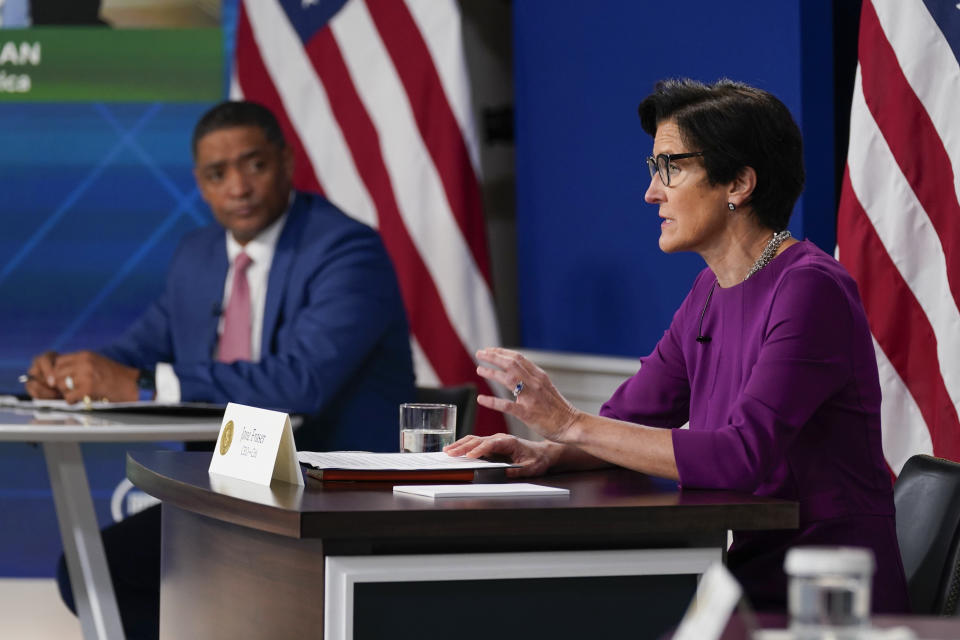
[155,210,290,402]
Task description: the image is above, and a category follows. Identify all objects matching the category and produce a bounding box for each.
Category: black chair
[893,454,960,615]
[414,384,477,440]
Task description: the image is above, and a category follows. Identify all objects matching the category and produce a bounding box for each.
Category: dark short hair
[638,78,804,231]
[191,100,287,158]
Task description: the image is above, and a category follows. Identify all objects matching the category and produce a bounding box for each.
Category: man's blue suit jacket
[100,192,415,453]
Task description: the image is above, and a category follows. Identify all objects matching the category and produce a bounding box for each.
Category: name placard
[208,402,304,487]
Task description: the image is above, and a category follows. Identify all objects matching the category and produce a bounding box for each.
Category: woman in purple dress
[445,78,909,613]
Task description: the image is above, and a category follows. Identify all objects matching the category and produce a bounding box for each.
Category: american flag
[836,0,960,473]
[231,0,505,435]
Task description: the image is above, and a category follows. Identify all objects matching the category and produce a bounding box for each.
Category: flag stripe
[319,1,504,435]
[235,6,324,196]
[228,64,243,100]
[873,336,933,476]
[410,336,440,387]
[837,168,960,462]
[244,0,379,229]
[327,0,499,354]
[858,1,960,314]
[871,0,960,210]
[236,0,507,436]
[837,0,960,469]
[366,0,492,284]
[302,27,482,384]
[846,68,960,416]
[404,0,482,175]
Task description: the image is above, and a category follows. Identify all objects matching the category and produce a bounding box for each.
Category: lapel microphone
[696,280,718,344]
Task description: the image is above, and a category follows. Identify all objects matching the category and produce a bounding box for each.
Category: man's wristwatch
[137,368,156,401]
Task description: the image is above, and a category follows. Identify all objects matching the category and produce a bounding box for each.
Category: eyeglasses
[646,152,705,187]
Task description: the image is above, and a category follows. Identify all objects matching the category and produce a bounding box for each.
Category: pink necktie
[218,252,253,363]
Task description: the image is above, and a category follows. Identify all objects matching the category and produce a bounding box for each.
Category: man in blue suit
[27,100,414,453]
[27,100,415,638]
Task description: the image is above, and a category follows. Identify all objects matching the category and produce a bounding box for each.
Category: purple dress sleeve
[672,265,866,491]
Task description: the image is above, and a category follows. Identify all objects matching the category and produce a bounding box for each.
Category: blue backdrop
[0,103,216,575]
[513,0,836,357]
[0,103,215,381]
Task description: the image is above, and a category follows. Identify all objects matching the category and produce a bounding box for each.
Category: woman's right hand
[443,433,562,478]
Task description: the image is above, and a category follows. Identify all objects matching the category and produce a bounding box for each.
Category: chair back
[894,454,960,615]
[414,384,477,440]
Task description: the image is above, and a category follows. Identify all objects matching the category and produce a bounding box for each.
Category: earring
[727,202,736,211]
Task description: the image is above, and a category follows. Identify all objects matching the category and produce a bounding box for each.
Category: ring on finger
[512,380,524,397]
[64,375,75,391]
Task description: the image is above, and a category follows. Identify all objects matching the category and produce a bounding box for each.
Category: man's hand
[52,351,140,404]
[26,351,62,399]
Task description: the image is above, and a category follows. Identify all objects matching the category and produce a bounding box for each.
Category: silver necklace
[744,230,791,281]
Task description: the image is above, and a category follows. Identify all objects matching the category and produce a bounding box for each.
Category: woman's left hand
[474,347,581,443]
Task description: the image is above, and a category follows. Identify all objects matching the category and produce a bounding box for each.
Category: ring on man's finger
[512,380,524,397]
[64,375,75,391]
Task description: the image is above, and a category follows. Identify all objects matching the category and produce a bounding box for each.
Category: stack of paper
[393,483,570,499]
[297,450,516,482]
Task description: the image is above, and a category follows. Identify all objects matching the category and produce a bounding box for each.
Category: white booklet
[393,483,570,499]
[297,450,514,471]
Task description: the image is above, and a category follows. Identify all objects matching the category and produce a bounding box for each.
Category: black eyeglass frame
[646,151,705,187]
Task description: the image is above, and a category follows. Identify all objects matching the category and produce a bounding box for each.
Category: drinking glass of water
[399,403,456,453]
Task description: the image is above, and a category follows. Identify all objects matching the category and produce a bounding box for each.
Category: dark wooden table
[128,451,798,640]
